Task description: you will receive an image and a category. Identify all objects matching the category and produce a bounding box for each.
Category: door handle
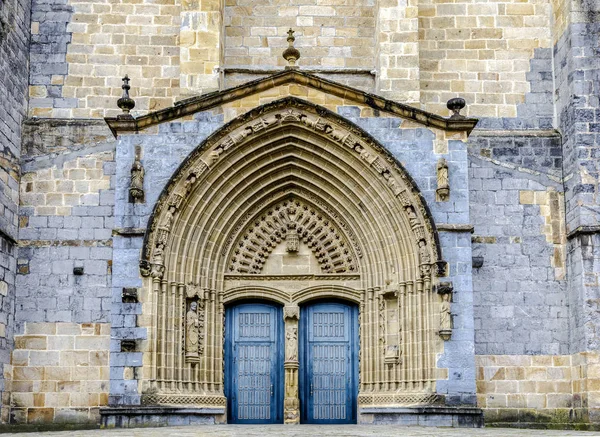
[270,384,273,397]
[310,383,313,396]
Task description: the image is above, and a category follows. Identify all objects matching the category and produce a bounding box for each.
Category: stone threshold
[359,406,484,428]
[100,407,226,428]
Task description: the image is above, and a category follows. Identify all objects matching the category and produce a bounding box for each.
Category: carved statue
[418,239,430,264]
[440,292,451,332]
[185,301,200,362]
[436,158,450,201]
[161,205,176,230]
[285,325,297,362]
[129,146,144,202]
[406,207,418,228]
[152,242,165,264]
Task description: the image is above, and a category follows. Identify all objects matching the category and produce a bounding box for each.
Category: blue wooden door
[300,301,358,424]
[225,302,284,424]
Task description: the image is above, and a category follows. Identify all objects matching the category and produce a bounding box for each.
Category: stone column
[283,305,299,424]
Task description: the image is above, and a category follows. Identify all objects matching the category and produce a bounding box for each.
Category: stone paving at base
[3,425,600,437]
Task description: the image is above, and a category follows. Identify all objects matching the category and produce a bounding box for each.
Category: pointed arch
[139,97,446,409]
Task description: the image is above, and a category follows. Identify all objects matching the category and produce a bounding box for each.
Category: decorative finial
[282,28,301,70]
[446,97,466,119]
[117,75,135,119]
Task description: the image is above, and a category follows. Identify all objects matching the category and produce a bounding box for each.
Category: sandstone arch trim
[222,286,290,305]
[140,96,444,279]
[292,285,362,305]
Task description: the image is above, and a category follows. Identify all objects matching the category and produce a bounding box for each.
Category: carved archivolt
[139,97,446,408]
[141,97,441,281]
[228,197,358,274]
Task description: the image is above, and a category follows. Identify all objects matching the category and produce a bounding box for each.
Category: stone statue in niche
[439,291,452,341]
[285,325,298,362]
[129,146,145,203]
[185,301,200,363]
[436,158,450,202]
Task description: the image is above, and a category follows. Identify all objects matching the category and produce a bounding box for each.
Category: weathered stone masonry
[0,0,599,429]
[0,0,31,421]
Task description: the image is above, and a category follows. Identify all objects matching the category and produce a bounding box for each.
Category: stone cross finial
[117,75,135,119]
[282,28,300,69]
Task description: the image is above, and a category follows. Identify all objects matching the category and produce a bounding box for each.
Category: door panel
[225,303,283,424]
[300,301,358,424]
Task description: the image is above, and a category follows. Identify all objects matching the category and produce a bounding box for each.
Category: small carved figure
[285,325,297,361]
[378,296,386,353]
[185,301,200,362]
[406,207,419,228]
[418,239,430,264]
[129,146,144,202]
[152,243,165,265]
[286,224,299,253]
[436,158,450,201]
[161,205,176,230]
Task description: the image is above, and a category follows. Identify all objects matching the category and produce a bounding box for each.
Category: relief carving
[229,198,358,274]
[142,102,440,285]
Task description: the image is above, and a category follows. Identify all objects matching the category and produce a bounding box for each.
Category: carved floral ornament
[140,98,442,280]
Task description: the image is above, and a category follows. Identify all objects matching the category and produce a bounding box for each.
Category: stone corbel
[283,305,299,424]
[435,282,453,341]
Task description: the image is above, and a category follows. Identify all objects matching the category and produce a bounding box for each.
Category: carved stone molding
[224,274,361,281]
[140,98,442,279]
[358,393,440,407]
[141,394,226,407]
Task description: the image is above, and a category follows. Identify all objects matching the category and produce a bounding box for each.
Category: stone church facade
[0,0,598,429]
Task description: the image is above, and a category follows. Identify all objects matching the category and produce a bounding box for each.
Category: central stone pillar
[283,305,300,424]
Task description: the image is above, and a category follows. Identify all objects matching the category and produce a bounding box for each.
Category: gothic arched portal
[138,97,447,419]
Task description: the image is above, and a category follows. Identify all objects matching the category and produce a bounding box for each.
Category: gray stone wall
[553,15,600,355]
[468,132,569,356]
[16,121,116,334]
[110,111,224,405]
[28,0,73,114]
[0,0,31,419]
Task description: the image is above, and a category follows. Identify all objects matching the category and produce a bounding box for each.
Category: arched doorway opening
[138,97,446,422]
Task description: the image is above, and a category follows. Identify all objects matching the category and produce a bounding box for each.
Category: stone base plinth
[359,406,484,428]
[100,407,226,428]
